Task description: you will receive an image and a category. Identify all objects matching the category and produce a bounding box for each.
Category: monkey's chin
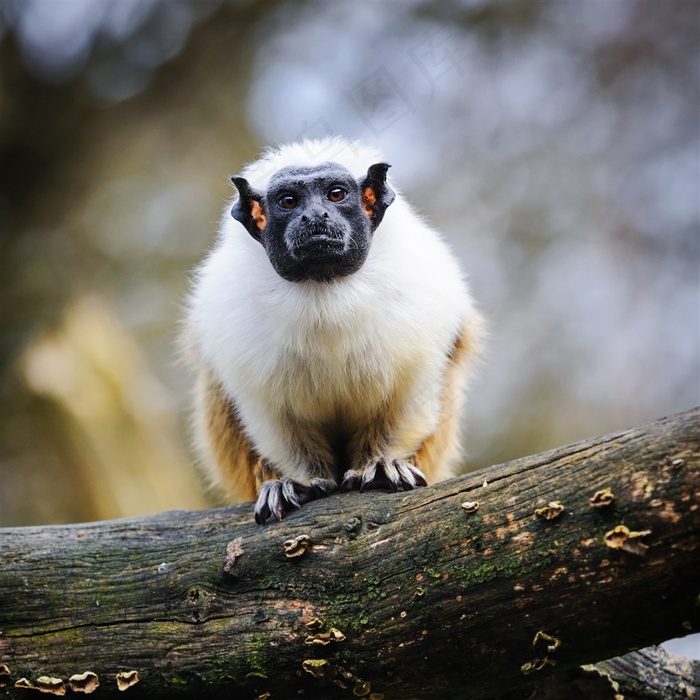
[274,247,368,283]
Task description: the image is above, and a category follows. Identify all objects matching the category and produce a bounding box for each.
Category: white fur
[187,138,479,484]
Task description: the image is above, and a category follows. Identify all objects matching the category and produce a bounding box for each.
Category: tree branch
[1,408,698,699]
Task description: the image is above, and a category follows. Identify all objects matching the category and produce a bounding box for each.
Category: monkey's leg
[254,477,337,525]
[340,457,427,493]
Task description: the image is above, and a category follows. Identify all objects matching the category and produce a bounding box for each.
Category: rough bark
[1,408,698,699]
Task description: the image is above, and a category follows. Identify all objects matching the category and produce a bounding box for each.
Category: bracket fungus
[116,670,140,691]
[68,672,100,694]
[283,534,310,558]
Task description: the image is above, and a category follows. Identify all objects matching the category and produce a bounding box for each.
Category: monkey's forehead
[267,162,356,190]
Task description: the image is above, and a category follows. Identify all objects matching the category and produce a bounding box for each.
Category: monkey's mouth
[290,225,347,258]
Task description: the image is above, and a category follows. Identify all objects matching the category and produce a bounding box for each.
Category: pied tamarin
[185,138,484,524]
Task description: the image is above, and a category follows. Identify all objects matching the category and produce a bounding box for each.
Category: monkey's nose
[301,210,329,223]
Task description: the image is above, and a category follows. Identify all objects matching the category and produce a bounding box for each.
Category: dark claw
[342,458,429,494]
[254,480,284,524]
[359,457,395,492]
[253,483,270,524]
[340,470,360,491]
[254,477,337,525]
[281,478,301,509]
[405,463,428,488]
[308,477,337,497]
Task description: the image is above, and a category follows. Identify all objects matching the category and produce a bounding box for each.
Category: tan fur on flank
[412,320,484,483]
[192,368,259,502]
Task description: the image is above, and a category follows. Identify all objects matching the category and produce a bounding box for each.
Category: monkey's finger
[381,459,401,492]
[359,457,399,492]
[254,479,287,522]
[254,480,277,524]
[268,483,288,521]
[358,461,379,493]
[407,464,428,487]
[340,470,360,491]
[254,504,270,525]
[308,478,338,500]
[392,460,417,489]
[393,461,428,490]
[281,478,302,510]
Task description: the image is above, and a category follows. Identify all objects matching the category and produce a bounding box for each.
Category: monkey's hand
[254,477,337,525]
[340,457,428,493]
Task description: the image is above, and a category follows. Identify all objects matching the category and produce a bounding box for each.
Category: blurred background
[0,0,698,659]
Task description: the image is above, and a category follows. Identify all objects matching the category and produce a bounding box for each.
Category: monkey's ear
[359,163,396,230]
[231,176,267,242]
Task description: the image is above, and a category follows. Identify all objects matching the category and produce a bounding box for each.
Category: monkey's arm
[195,369,337,522]
[341,318,482,492]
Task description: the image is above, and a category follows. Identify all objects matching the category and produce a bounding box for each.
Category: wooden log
[1,408,698,699]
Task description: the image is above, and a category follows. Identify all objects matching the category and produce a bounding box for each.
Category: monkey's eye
[327,187,347,203]
[278,194,298,210]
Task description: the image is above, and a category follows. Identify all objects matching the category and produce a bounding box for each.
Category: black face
[231,161,395,282]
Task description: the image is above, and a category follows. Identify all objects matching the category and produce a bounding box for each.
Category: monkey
[184,137,484,524]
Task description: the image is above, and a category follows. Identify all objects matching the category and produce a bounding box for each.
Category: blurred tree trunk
[1,408,698,699]
[0,1,273,527]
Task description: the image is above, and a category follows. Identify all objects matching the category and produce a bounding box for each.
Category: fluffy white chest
[194,267,455,469]
[232,278,440,413]
[259,306,423,422]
